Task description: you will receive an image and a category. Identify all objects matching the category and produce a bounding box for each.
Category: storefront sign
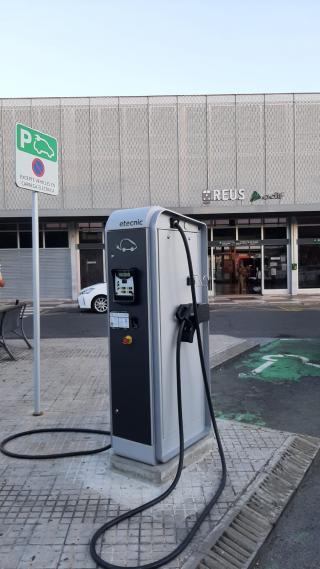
[209,239,289,247]
[202,189,284,204]
[250,191,284,203]
[210,239,260,247]
[202,189,245,203]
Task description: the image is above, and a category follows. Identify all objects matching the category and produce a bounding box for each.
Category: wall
[1,94,320,216]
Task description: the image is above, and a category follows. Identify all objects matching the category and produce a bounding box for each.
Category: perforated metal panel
[207,95,237,209]
[2,94,320,215]
[61,98,92,209]
[90,97,121,209]
[178,95,207,207]
[31,98,63,210]
[2,99,32,210]
[0,100,5,209]
[149,96,179,207]
[265,94,294,204]
[236,94,265,207]
[119,97,150,208]
[295,94,320,205]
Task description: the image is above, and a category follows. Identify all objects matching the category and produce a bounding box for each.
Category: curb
[209,338,260,369]
[183,434,320,569]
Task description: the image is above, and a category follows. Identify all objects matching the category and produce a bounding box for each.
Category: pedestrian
[0,264,4,288]
[238,262,248,294]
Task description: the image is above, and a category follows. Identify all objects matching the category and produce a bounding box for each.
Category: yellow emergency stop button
[122,335,133,345]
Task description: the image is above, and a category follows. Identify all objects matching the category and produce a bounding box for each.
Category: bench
[0,302,32,361]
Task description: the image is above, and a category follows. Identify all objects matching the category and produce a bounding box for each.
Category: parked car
[78,283,108,313]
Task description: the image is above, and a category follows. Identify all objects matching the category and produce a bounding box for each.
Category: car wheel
[92,295,108,313]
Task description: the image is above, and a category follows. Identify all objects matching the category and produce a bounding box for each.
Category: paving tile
[0,337,290,569]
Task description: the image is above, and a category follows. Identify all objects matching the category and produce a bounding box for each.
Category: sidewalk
[0,337,318,569]
[210,294,320,306]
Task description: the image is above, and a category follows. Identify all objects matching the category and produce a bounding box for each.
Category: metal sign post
[32,191,41,415]
[15,123,58,416]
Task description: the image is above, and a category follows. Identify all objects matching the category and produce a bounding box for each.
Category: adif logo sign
[202,189,245,204]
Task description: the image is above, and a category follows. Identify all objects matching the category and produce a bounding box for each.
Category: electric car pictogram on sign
[32,158,45,177]
[116,239,138,252]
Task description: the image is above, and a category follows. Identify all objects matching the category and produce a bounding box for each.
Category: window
[264,217,287,225]
[264,227,287,239]
[212,228,236,240]
[0,232,17,248]
[43,222,67,230]
[296,216,320,225]
[20,232,44,248]
[298,226,320,238]
[298,245,320,289]
[45,231,69,248]
[19,232,32,248]
[79,231,103,244]
[238,227,261,240]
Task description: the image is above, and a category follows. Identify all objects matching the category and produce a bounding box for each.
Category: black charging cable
[0,427,111,460]
[0,219,227,569]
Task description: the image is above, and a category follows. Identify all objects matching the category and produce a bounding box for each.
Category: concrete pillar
[69,223,80,300]
[290,218,299,295]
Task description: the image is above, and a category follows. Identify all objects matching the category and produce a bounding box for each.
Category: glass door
[263,245,288,292]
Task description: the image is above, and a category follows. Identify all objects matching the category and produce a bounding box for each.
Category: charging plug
[176,303,209,343]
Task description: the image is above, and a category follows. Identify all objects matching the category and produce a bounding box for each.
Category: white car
[78,282,108,313]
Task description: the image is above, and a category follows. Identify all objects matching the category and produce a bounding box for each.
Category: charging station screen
[113,269,135,303]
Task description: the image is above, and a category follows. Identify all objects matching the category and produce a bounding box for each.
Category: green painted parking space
[236,339,320,382]
[212,338,320,436]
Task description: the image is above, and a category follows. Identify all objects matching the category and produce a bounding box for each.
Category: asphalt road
[253,455,320,569]
[211,342,320,569]
[210,304,320,338]
[22,304,320,339]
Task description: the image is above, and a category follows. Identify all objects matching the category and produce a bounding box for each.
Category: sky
[1,0,320,98]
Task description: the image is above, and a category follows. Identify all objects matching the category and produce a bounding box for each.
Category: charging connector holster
[175,303,210,343]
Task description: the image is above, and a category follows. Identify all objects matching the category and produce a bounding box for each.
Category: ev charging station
[1,205,226,569]
[106,206,210,465]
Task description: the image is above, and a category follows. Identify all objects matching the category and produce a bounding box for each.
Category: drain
[194,435,319,569]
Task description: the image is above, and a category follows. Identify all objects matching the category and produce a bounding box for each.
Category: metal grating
[196,435,319,569]
[207,95,237,210]
[0,100,4,209]
[119,97,150,208]
[61,98,92,209]
[295,95,320,205]
[236,95,265,208]
[90,97,121,209]
[149,97,179,207]
[178,95,207,207]
[2,99,32,210]
[265,96,295,204]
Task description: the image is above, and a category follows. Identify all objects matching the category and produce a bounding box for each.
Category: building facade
[1,93,320,299]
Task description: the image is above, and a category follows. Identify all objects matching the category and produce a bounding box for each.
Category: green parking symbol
[237,339,320,382]
[16,124,57,162]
